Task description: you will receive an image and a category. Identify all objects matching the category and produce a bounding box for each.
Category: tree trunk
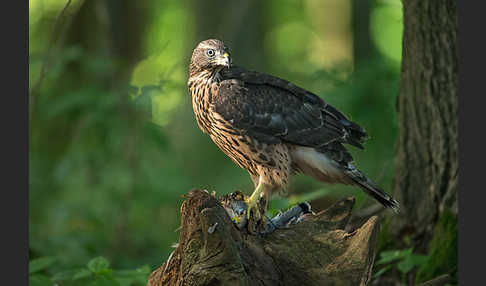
[391,0,458,283]
[147,189,381,286]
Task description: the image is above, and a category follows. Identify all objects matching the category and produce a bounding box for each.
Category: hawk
[188,39,399,222]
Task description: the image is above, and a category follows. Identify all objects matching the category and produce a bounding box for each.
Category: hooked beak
[215,52,231,68]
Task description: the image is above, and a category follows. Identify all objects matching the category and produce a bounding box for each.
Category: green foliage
[29,0,405,282]
[370,0,403,63]
[375,216,395,252]
[88,257,111,273]
[374,211,458,286]
[416,211,458,284]
[29,256,151,286]
[30,256,57,274]
[373,248,428,282]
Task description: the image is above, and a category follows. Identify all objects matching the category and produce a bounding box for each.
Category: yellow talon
[245,181,267,220]
[245,196,261,220]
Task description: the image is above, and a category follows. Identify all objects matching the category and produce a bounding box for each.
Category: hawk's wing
[215,66,368,165]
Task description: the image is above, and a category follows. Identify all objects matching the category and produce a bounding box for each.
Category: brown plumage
[188,39,399,220]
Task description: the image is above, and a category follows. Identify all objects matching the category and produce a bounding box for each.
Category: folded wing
[215,66,368,166]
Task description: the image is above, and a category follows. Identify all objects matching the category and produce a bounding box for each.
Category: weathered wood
[147,189,381,286]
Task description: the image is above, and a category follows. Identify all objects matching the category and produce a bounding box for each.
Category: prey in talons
[220,191,311,234]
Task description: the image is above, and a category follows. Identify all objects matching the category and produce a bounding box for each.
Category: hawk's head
[190,39,232,73]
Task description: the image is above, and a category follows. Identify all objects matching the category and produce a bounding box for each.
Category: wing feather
[215,66,368,165]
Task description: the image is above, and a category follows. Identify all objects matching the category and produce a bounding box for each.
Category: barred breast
[189,76,293,193]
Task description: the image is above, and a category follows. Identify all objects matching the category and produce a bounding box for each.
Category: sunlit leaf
[370,0,403,63]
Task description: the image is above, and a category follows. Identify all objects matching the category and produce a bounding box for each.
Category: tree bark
[394,0,458,246]
[390,0,458,283]
[147,189,381,286]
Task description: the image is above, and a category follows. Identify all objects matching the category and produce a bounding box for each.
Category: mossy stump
[147,189,381,286]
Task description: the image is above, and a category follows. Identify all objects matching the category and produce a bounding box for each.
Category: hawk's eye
[206,49,215,57]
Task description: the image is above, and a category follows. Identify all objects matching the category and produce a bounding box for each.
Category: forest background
[30,0,455,285]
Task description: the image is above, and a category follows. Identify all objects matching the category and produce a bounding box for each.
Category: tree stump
[147,189,381,286]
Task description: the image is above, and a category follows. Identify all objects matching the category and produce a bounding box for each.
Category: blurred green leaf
[376,248,412,265]
[89,274,120,286]
[114,265,151,278]
[51,269,76,281]
[73,268,92,280]
[397,257,415,274]
[29,274,53,286]
[397,254,429,274]
[373,264,393,278]
[88,257,110,273]
[375,247,429,279]
[144,122,169,148]
[114,265,151,286]
[370,0,403,63]
[29,256,57,274]
[409,254,428,266]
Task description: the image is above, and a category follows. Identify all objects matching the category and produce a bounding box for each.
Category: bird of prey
[188,39,399,222]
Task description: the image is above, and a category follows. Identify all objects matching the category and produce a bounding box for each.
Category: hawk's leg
[245,181,268,220]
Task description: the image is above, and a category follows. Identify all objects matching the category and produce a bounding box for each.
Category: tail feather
[344,166,400,213]
[290,146,400,213]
